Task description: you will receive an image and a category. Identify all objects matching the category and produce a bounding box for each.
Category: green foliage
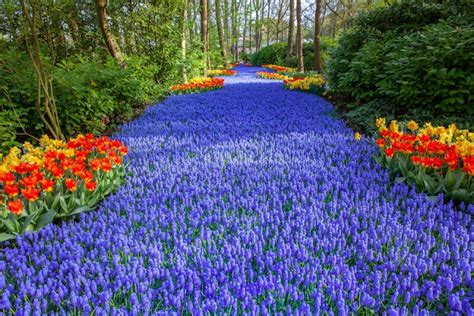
[328,0,474,130]
[0,49,169,152]
[251,38,336,70]
[378,23,474,116]
[0,1,200,153]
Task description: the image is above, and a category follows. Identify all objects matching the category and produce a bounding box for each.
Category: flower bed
[256,71,289,80]
[284,76,325,95]
[0,134,128,240]
[261,64,295,72]
[208,69,237,77]
[0,67,471,314]
[374,118,474,204]
[170,77,224,94]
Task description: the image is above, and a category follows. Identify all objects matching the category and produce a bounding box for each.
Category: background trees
[1,0,472,153]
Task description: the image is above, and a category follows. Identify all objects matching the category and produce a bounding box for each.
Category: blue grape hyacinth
[0,66,472,315]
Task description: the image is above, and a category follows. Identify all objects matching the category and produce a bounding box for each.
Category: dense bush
[0,46,172,153]
[328,0,474,131]
[251,39,335,70]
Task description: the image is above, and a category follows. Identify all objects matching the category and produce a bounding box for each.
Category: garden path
[1,66,471,314]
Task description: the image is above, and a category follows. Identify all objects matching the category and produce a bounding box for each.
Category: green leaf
[0,233,16,242]
[69,205,90,216]
[20,214,35,233]
[35,210,57,229]
[1,217,17,232]
[59,196,68,213]
[395,177,406,184]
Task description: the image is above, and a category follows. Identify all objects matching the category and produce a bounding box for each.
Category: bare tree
[95,0,126,67]
[296,0,303,71]
[286,0,294,64]
[313,0,322,72]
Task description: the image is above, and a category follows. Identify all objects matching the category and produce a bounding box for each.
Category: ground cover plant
[0,66,471,314]
[170,78,225,95]
[0,134,128,241]
[374,118,474,204]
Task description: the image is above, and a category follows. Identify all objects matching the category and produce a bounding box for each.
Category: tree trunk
[188,0,195,42]
[223,0,230,59]
[200,0,209,76]
[181,0,189,82]
[253,0,260,51]
[215,0,228,67]
[231,0,239,61]
[266,0,271,46]
[286,0,294,64]
[19,0,63,140]
[313,0,322,72]
[95,0,126,67]
[242,0,248,55]
[296,0,303,72]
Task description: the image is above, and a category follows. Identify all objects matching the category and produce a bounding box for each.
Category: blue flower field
[0,66,472,315]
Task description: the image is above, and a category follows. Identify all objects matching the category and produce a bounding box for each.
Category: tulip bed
[374,118,474,204]
[256,71,289,80]
[170,77,224,94]
[284,76,325,96]
[0,135,128,241]
[0,66,472,314]
[208,69,237,77]
[262,64,295,72]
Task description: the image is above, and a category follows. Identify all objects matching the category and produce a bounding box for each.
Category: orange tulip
[7,199,23,215]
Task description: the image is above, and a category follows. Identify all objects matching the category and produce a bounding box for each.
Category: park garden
[0,0,472,314]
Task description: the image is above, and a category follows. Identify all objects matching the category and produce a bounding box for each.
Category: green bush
[0,47,167,153]
[251,39,336,70]
[328,0,474,130]
[378,23,474,116]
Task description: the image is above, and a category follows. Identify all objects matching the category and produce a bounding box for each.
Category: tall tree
[181,0,189,82]
[215,0,229,67]
[286,0,294,64]
[274,0,288,42]
[242,0,248,55]
[313,0,322,72]
[253,0,262,50]
[295,0,303,71]
[266,0,271,46]
[231,0,240,61]
[95,0,126,67]
[200,0,209,76]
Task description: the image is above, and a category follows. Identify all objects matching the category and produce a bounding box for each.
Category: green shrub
[251,39,336,70]
[378,23,474,116]
[0,48,166,153]
[328,0,474,129]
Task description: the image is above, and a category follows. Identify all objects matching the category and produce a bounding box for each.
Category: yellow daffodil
[375,118,386,131]
[406,120,418,132]
[389,120,399,133]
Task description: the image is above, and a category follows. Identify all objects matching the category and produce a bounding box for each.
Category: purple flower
[0,66,471,314]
